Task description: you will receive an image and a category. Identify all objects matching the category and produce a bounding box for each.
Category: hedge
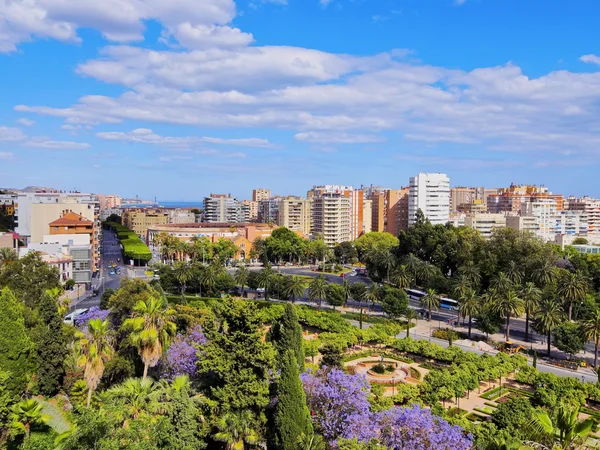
[105,221,151,263]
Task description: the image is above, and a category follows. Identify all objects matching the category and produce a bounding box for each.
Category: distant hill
[0,186,61,193]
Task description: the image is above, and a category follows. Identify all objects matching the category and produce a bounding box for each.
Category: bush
[105,222,151,263]
[372,363,386,374]
[432,328,461,342]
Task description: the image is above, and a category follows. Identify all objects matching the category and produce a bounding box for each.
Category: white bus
[405,289,459,311]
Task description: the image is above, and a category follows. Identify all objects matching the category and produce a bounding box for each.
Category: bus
[440,296,459,311]
[405,289,426,301]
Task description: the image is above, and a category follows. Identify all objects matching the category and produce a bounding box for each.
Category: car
[109,270,115,275]
[64,308,89,325]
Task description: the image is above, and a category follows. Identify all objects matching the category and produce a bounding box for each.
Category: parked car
[64,309,89,325]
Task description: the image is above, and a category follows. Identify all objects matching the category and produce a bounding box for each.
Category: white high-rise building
[408,173,450,226]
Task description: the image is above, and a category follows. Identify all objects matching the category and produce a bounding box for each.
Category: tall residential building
[258,199,279,223]
[252,188,271,202]
[97,194,122,210]
[167,209,196,224]
[311,189,352,246]
[203,194,242,223]
[450,187,485,212]
[456,200,487,214]
[566,196,600,235]
[408,173,450,226]
[241,200,258,220]
[122,209,169,237]
[370,191,386,233]
[487,184,563,214]
[277,197,311,234]
[349,189,365,241]
[386,188,410,236]
[464,213,506,239]
[362,199,373,235]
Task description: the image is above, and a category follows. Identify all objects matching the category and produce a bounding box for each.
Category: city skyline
[1,0,600,199]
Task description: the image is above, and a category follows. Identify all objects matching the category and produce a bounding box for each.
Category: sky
[0,0,599,201]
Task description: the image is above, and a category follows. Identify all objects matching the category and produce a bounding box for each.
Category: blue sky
[1,0,599,201]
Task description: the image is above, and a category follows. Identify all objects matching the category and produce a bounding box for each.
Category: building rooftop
[49,211,94,227]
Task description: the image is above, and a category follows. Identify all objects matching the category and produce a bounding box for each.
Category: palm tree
[492,290,524,341]
[390,264,412,290]
[257,265,274,300]
[10,399,50,440]
[532,258,557,289]
[458,261,481,287]
[404,253,421,287]
[235,266,249,296]
[582,309,600,368]
[122,296,177,380]
[421,288,440,321]
[366,284,380,311]
[342,279,351,305]
[308,275,328,308]
[506,260,524,287]
[214,410,260,450]
[527,402,595,450]
[77,319,114,407]
[520,282,542,343]
[491,272,513,294]
[404,308,418,338]
[557,270,589,321]
[534,298,565,356]
[452,274,473,301]
[418,262,438,287]
[0,247,17,270]
[104,378,161,419]
[201,264,218,297]
[282,275,306,303]
[375,250,395,283]
[173,261,192,295]
[459,289,480,339]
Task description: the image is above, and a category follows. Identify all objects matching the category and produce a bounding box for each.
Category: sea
[158,201,204,209]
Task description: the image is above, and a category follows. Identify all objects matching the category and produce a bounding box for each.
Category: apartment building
[277,197,311,234]
[203,194,242,223]
[487,184,564,214]
[450,187,485,212]
[167,209,196,224]
[408,173,450,226]
[370,191,386,233]
[14,192,101,273]
[362,199,373,235]
[386,188,410,236]
[311,191,352,246]
[252,188,271,202]
[456,200,487,214]
[566,196,600,235]
[464,213,506,239]
[258,199,279,223]
[97,194,122,210]
[506,214,539,235]
[0,232,17,250]
[241,200,258,220]
[122,208,169,237]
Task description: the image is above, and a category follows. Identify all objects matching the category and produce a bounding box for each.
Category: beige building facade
[122,209,169,238]
[277,197,311,234]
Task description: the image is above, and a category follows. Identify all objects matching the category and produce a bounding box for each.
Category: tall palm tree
[527,402,595,450]
[404,253,421,286]
[235,266,249,296]
[173,261,192,295]
[391,264,412,290]
[421,288,440,321]
[452,274,473,301]
[492,290,524,341]
[257,265,274,300]
[308,275,328,308]
[342,279,351,305]
[201,264,218,297]
[282,275,306,303]
[10,399,50,440]
[582,309,600,368]
[459,289,480,339]
[214,410,260,450]
[520,281,542,343]
[122,296,177,380]
[532,259,557,289]
[404,308,418,338]
[491,272,513,294]
[458,261,481,287]
[557,270,589,321]
[534,298,565,356]
[418,262,438,287]
[375,250,395,283]
[366,284,380,311]
[104,377,161,419]
[77,319,114,407]
[506,260,524,287]
[0,247,17,270]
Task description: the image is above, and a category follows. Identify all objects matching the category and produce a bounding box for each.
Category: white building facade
[408,173,450,226]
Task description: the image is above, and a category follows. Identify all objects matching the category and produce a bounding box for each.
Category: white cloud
[96,128,282,148]
[172,23,253,49]
[17,118,35,126]
[295,131,385,144]
[0,125,89,149]
[0,126,27,141]
[0,152,14,160]
[581,54,600,65]
[320,0,333,6]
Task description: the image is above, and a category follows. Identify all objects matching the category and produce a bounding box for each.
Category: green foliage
[553,322,585,356]
[270,304,304,370]
[492,396,533,433]
[432,328,461,342]
[272,351,313,450]
[34,292,68,396]
[380,287,408,319]
[326,284,345,310]
[319,343,344,369]
[354,232,399,262]
[105,222,152,263]
[108,278,163,327]
[0,288,33,397]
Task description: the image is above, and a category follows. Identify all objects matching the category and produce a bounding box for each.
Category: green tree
[534,298,565,356]
[35,291,68,396]
[491,272,514,294]
[77,318,115,407]
[122,296,177,380]
[582,309,600,368]
[319,343,343,369]
[173,262,193,295]
[326,284,346,311]
[10,399,50,441]
[235,266,249,296]
[108,278,163,326]
[282,275,306,303]
[273,351,313,450]
[475,308,503,340]
[257,265,274,300]
[458,289,480,339]
[214,410,260,450]
[553,322,584,357]
[334,242,357,264]
[0,288,32,396]
[270,304,304,370]
[520,281,542,342]
[303,339,320,365]
[492,396,533,432]
[350,283,368,328]
[99,287,115,310]
[308,275,328,308]
[492,290,524,341]
[404,308,417,338]
[354,232,399,262]
[342,279,351,305]
[0,248,17,271]
[526,402,595,449]
[390,264,412,290]
[103,377,161,419]
[381,288,408,320]
[420,288,440,321]
[557,270,589,321]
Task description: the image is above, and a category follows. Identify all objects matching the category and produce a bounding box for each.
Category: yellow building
[277,197,311,234]
[122,209,168,238]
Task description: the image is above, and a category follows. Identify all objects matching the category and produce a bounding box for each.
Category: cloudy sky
[0,0,599,200]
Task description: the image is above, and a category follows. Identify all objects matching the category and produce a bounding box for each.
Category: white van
[64,308,89,326]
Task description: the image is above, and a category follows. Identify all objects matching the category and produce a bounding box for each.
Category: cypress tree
[270,304,304,370]
[273,351,313,450]
[0,287,32,396]
[35,292,68,396]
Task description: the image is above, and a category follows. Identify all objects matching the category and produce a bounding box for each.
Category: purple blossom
[160,325,206,381]
[75,306,110,329]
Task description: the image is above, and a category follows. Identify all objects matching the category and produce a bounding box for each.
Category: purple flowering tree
[160,325,206,381]
[74,306,110,329]
[301,368,472,449]
[300,368,372,441]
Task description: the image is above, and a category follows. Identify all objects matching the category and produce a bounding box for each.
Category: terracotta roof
[49,211,93,227]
